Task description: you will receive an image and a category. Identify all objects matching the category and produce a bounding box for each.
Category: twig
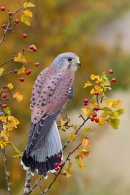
[23,168,32,195]
[1,148,12,195]
[0,58,14,67]
[0,71,14,77]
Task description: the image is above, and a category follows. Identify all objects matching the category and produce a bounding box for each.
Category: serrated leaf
[116,108,125,116]
[23,2,35,8]
[90,97,97,108]
[71,124,77,130]
[14,53,27,63]
[83,127,92,132]
[23,10,32,17]
[98,117,106,126]
[82,107,93,117]
[94,85,103,94]
[0,68,4,76]
[69,132,77,143]
[21,15,30,26]
[61,119,68,130]
[90,74,99,81]
[77,160,85,170]
[0,116,7,123]
[107,99,114,107]
[4,107,11,115]
[13,92,23,102]
[112,99,122,109]
[82,138,89,147]
[107,118,120,129]
[78,148,90,159]
[84,81,93,88]
[7,83,13,90]
[17,66,26,75]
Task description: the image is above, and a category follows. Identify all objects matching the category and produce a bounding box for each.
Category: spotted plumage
[21,52,81,178]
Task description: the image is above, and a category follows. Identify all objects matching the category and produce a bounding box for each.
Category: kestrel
[21,52,81,178]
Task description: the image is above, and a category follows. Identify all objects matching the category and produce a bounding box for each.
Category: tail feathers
[21,121,63,177]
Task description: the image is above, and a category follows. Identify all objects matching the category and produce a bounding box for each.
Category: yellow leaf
[82,138,89,147]
[23,10,33,17]
[69,132,77,143]
[99,102,104,109]
[82,107,93,117]
[71,124,77,130]
[94,85,103,94]
[90,74,100,81]
[7,83,13,90]
[13,92,23,102]
[14,53,27,63]
[0,116,7,123]
[78,148,90,159]
[21,15,30,26]
[112,99,122,109]
[107,99,114,107]
[90,88,94,94]
[98,117,106,126]
[17,66,26,75]
[0,68,4,76]
[84,81,93,88]
[6,116,19,130]
[1,130,9,142]
[61,119,68,130]
[77,160,85,170]
[23,2,35,8]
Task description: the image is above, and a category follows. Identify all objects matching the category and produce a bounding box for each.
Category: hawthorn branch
[0,71,14,77]
[23,168,32,195]
[0,58,14,67]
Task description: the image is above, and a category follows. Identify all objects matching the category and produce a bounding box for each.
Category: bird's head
[51,52,81,73]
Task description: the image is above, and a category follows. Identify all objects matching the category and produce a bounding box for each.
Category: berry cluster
[1,87,8,108]
[54,154,64,171]
[108,69,116,82]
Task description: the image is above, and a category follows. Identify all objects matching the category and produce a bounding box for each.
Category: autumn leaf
[83,127,92,132]
[77,160,85,170]
[99,102,104,109]
[7,83,13,90]
[23,2,35,8]
[94,85,103,94]
[90,88,94,95]
[78,148,90,159]
[112,99,122,109]
[0,68,4,76]
[0,116,7,123]
[6,116,19,130]
[71,124,77,130]
[14,53,27,63]
[82,107,93,117]
[106,118,120,129]
[13,92,23,102]
[4,107,11,115]
[84,81,93,88]
[23,10,33,17]
[17,66,26,75]
[82,138,89,147]
[61,119,68,130]
[98,117,106,126]
[107,99,114,107]
[90,97,97,108]
[116,108,125,116]
[69,132,77,142]
[90,74,99,81]
[0,130,9,148]
[21,15,30,26]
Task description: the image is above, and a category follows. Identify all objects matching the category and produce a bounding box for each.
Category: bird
[21,52,81,178]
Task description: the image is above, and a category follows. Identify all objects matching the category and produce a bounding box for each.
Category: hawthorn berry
[55,167,59,171]
[2,94,7,98]
[8,12,12,16]
[94,91,98,95]
[2,104,7,108]
[22,33,27,38]
[2,24,6,28]
[26,69,31,75]
[95,118,99,123]
[109,69,113,74]
[14,69,18,74]
[15,19,20,24]
[19,77,24,82]
[93,112,97,117]
[84,99,88,106]
[112,78,116,82]
[59,162,64,167]
[33,47,37,52]
[57,154,61,159]
[35,62,40,67]
[94,105,99,111]
[54,163,59,167]
[1,6,5,11]
[29,45,34,50]
[90,117,95,122]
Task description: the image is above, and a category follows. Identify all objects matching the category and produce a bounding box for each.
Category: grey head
[51,52,81,73]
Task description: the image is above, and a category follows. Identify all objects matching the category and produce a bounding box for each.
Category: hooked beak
[77,62,81,67]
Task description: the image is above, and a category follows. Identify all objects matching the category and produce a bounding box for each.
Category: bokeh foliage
[0,0,130,194]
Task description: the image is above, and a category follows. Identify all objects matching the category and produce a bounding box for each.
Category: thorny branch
[29,115,90,194]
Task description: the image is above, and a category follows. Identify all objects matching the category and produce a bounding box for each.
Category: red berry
[109,69,113,74]
[26,69,31,75]
[8,12,12,16]
[94,91,98,95]
[90,117,95,122]
[2,104,7,108]
[57,154,61,159]
[1,6,5,11]
[84,99,89,104]
[59,162,64,167]
[2,24,6,28]
[19,77,24,82]
[2,94,7,98]
[15,19,20,24]
[54,163,59,167]
[33,47,37,52]
[14,69,18,74]
[55,167,59,171]
[29,45,34,50]
[84,103,88,106]
[93,112,97,117]
[94,105,99,111]
[95,118,99,123]
[112,78,116,82]
[35,62,40,67]
[22,33,27,38]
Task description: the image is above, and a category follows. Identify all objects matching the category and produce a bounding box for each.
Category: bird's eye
[68,58,72,62]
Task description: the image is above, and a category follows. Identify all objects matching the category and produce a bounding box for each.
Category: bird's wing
[26,68,74,154]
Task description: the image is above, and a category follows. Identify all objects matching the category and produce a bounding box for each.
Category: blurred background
[0,0,130,194]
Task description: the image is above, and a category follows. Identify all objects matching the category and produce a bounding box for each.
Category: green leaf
[107,118,120,129]
[83,127,92,132]
[14,53,27,63]
[21,15,30,26]
[17,66,26,75]
[4,107,11,115]
[0,68,4,76]
[23,10,33,17]
[112,99,122,109]
[116,108,125,116]
[69,132,77,143]
[23,2,35,8]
